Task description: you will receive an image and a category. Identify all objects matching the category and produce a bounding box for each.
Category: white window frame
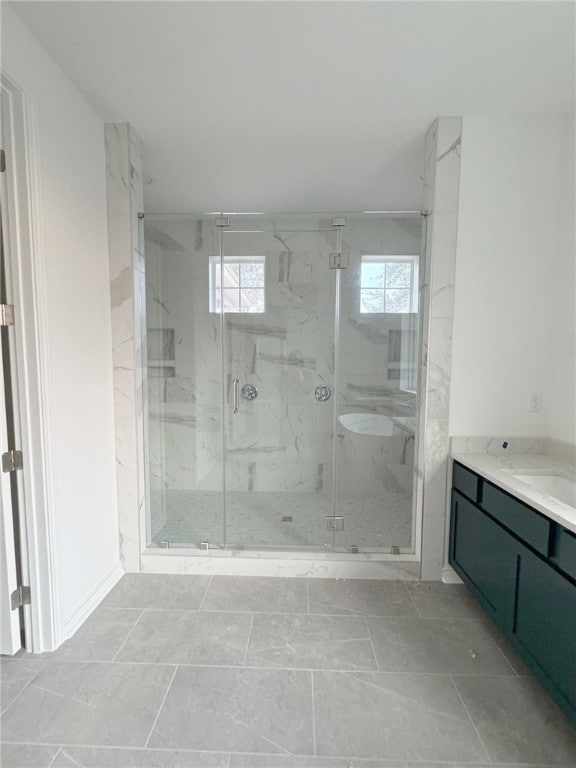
[209,255,266,313]
[360,254,419,314]
[360,254,420,394]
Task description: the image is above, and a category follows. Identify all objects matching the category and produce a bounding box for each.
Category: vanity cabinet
[449,461,576,723]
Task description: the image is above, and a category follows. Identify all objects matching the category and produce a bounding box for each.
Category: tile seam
[143,664,179,748]
[448,674,494,764]
[110,609,145,662]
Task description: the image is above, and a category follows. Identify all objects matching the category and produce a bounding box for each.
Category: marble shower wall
[416,117,463,579]
[144,215,422,547]
[105,123,146,571]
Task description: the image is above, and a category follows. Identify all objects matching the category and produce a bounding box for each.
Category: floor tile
[404,764,557,768]
[246,614,377,671]
[52,746,228,767]
[48,751,78,768]
[367,617,515,674]
[116,610,252,666]
[313,671,489,761]
[0,658,45,713]
[230,756,405,767]
[478,615,533,676]
[0,743,59,767]
[230,756,406,767]
[201,577,308,614]
[405,581,484,618]
[100,574,212,610]
[51,608,142,661]
[148,666,314,755]
[453,675,576,764]
[308,579,416,617]
[0,661,175,747]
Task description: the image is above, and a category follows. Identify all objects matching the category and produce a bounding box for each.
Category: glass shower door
[220,219,337,549]
[333,214,423,553]
[144,216,225,548]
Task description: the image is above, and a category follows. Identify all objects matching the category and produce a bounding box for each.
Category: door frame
[1,71,60,652]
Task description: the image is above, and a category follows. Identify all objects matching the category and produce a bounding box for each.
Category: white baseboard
[63,561,124,641]
[442,565,463,584]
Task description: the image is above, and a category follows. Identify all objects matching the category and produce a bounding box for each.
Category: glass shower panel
[221,220,337,549]
[144,216,225,548]
[334,214,423,553]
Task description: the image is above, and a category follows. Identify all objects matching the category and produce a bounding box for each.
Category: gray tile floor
[1,576,575,767]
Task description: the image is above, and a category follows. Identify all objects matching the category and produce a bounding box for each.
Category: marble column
[105,123,146,572]
[417,117,463,580]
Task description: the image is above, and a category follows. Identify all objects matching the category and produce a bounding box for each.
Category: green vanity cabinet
[449,490,515,629]
[513,542,576,710]
[449,461,576,723]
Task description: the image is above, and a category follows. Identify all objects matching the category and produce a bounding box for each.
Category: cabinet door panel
[513,545,576,709]
[450,490,515,629]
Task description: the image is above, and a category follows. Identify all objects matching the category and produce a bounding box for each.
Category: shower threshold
[140,546,420,580]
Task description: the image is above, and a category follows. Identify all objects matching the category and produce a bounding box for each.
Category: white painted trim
[441,565,463,584]
[141,549,420,580]
[0,71,61,651]
[63,561,123,639]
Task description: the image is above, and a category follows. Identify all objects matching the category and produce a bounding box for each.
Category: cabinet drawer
[482,481,550,556]
[552,527,576,581]
[452,462,481,503]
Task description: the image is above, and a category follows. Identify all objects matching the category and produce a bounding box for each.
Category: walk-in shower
[143,213,424,554]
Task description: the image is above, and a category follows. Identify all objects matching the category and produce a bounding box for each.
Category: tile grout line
[402,580,423,618]
[144,664,178,748]
[2,741,558,765]
[47,745,62,767]
[364,617,381,672]
[1,656,534,675]
[242,614,255,668]
[310,671,317,757]
[110,610,145,662]
[77,605,500,619]
[198,575,214,611]
[484,630,521,677]
[448,674,494,764]
[0,662,46,719]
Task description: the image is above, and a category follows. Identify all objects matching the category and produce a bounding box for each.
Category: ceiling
[11,1,575,212]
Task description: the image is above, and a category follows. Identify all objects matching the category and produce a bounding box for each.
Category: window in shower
[360,255,419,314]
[209,255,265,313]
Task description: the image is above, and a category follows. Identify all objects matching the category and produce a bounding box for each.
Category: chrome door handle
[315,386,331,402]
[241,383,258,401]
[233,378,240,413]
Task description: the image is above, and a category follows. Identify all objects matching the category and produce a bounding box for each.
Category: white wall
[450,116,575,444]
[548,117,576,445]
[1,5,120,640]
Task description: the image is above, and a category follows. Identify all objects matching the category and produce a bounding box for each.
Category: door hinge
[11,585,31,610]
[0,304,15,326]
[0,149,5,173]
[2,449,23,472]
[329,252,350,269]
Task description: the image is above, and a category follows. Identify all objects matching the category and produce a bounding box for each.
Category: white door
[0,171,21,655]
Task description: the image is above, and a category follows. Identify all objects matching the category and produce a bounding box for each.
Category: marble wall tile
[451,436,548,456]
[106,123,146,571]
[419,117,463,580]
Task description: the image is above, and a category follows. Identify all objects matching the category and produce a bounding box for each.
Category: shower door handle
[233,378,240,413]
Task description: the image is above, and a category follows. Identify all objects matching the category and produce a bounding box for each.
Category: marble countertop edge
[451,451,576,534]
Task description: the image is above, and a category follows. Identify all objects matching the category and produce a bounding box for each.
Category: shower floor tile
[1,576,572,766]
[150,490,413,551]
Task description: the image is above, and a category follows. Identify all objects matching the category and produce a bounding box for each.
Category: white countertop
[451,452,576,534]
